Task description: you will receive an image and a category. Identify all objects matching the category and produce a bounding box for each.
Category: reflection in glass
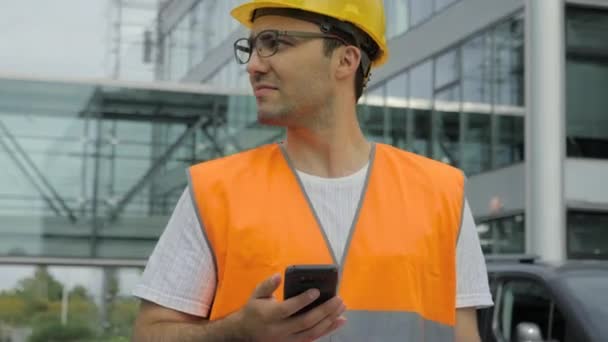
[478,214,525,254]
[566,60,608,159]
[567,6,608,54]
[410,60,433,109]
[495,115,524,168]
[566,6,608,159]
[434,86,460,166]
[568,211,608,259]
[386,72,409,150]
[434,49,459,89]
[410,0,433,27]
[360,86,386,142]
[410,61,433,157]
[463,113,491,175]
[413,110,431,157]
[462,33,492,107]
[493,15,524,107]
[435,0,458,12]
[384,0,409,39]
[168,19,190,81]
[0,78,261,259]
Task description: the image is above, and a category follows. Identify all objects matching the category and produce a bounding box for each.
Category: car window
[496,279,566,342]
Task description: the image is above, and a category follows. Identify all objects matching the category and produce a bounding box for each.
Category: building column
[525,0,567,262]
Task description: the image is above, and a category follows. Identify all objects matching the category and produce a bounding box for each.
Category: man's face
[247,15,335,127]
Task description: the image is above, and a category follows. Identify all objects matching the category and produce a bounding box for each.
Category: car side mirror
[516,322,544,342]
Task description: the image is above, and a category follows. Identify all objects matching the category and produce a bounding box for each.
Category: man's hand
[234,273,347,341]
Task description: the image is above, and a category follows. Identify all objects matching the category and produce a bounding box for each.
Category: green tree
[0,293,27,324]
[16,266,63,301]
[14,266,63,320]
[70,285,91,300]
[28,318,93,342]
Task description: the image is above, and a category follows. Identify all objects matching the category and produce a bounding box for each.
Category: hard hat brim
[230,1,388,66]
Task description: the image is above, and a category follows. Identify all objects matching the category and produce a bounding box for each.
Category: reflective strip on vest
[321,310,453,341]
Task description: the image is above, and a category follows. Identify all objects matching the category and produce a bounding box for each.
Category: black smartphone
[283,264,338,316]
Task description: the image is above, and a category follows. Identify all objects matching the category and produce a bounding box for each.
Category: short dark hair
[322,39,366,102]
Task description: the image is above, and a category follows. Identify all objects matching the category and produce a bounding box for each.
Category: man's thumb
[252,273,281,299]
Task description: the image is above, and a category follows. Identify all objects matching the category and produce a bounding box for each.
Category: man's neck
[283,119,371,179]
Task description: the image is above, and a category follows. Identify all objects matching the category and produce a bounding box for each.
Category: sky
[0,0,155,80]
[0,0,155,296]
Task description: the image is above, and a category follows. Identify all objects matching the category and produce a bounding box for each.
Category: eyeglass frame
[233,29,350,65]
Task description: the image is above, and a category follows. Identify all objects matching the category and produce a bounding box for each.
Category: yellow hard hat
[230,0,389,67]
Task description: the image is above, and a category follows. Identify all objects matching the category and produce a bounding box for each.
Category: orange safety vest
[188,143,464,341]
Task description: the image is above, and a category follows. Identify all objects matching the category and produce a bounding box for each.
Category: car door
[491,277,570,342]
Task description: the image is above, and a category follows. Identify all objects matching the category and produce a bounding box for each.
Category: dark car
[477,256,608,342]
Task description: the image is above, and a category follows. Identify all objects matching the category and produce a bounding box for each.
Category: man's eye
[263,38,279,49]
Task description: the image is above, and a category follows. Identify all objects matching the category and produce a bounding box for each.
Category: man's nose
[246,48,270,76]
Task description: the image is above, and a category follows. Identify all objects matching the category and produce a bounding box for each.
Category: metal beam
[0,120,77,222]
[0,132,63,217]
[0,256,146,267]
[107,109,215,221]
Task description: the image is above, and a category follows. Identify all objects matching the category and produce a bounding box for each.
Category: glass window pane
[191,1,206,65]
[435,0,458,13]
[413,110,431,156]
[493,16,525,106]
[410,0,433,27]
[361,86,385,142]
[462,33,493,108]
[433,85,460,166]
[410,61,433,157]
[386,71,408,106]
[463,113,491,175]
[478,214,525,254]
[498,279,556,341]
[568,211,608,259]
[170,18,190,81]
[566,60,608,159]
[388,106,408,150]
[435,49,459,89]
[566,8,608,159]
[410,60,433,109]
[495,115,524,168]
[386,72,409,149]
[384,0,410,38]
[0,78,229,258]
[567,6,608,54]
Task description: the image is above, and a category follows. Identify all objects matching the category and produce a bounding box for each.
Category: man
[133,0,492,341]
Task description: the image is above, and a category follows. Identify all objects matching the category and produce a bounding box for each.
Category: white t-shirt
[133,163,493,317]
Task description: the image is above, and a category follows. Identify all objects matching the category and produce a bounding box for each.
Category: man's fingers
[285,296,343,333]
[292,299,346,340]
[252,273,281,299]
[278,288,320,318]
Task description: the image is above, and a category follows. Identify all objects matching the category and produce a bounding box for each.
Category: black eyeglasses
[233,29,348,64]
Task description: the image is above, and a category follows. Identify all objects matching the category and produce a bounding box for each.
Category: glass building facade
[0,77,280,340]
[359,12,525,176]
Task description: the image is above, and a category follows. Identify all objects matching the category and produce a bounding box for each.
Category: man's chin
[257,110,288,126]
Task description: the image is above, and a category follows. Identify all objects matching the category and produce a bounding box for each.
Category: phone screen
[283,264,338,316]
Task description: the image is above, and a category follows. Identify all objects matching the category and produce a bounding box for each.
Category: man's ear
[335,46,361,81]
